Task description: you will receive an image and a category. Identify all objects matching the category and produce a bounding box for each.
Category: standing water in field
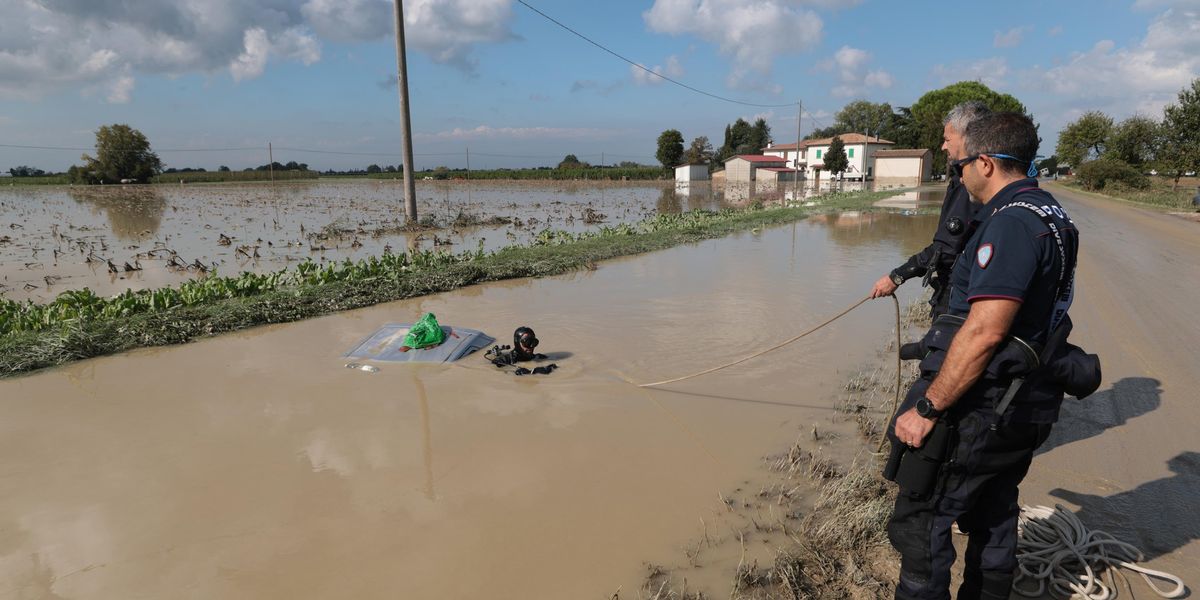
[0,208,939,599]
[0,180,914,302]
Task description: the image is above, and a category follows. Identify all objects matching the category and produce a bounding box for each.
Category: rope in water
[636,295,905,450]
[639,296,873,387]
[1015,504,1186,599]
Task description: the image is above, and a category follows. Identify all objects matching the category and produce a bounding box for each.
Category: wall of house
[763,148,803,168]
[726,159,754,182]
[675,165,709,182]
[875,156,926,180]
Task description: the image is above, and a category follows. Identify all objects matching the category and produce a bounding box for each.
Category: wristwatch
[916,396,943,420]
[889,271,905,287]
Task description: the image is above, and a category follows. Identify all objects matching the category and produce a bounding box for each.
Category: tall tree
[835,100,894,138]
[655,130,685,169]
[76,124,162,183]
[1056,111,1114,168]
[748,118,772,153]
[823,136,850,176]
[909,81,1028,173]
[558,154,586,169]
[729,118,753,153]
[684,135,714,164]
[1160,78,1200,190]
[1106,115,1160,166]
[888,106,921,148]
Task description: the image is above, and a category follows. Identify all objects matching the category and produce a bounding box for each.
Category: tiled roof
[765,133,895,151]
[874,149,931,158]
[725,154,788,163]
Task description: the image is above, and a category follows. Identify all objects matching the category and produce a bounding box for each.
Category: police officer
[887,112,1081,600]
[869,101,990,319]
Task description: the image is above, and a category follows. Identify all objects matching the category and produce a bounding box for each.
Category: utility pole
[393,0,418,222]
[793,100,802,202]
[268,142,274,185]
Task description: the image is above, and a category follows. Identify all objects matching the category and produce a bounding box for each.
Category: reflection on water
[68,186,167,240]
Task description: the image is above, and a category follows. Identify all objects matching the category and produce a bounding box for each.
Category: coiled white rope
[1015,504,1186,599]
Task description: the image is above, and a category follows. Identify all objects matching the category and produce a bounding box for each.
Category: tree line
[1054,78,1200,191]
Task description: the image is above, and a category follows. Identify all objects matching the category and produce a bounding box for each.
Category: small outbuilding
[757,166,805,184]
[722,154,787,183]
[873,149,933,182]
[675,163,709,182]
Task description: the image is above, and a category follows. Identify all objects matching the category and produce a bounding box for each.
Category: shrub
[1075,159,1149,191]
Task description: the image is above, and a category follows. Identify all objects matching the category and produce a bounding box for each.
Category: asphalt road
[1023,182,1200,589]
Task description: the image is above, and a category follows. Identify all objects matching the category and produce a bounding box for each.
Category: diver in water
[485,326,558,375]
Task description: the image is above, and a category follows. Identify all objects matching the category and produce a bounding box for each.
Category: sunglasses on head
[951,153,1034,178]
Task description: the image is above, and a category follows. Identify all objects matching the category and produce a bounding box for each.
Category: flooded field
[0,208,940,599]
[0,180,920,303]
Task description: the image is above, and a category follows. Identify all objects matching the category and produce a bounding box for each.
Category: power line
[515,0,797,109]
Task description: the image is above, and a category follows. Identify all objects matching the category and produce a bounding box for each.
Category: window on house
[848,148,855,158]
[816,149,822,159]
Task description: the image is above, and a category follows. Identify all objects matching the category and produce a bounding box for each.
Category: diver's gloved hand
[513,367,533,376]
[532,364,558,375]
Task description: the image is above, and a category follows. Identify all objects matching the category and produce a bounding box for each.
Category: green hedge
[1075,159,1149,191]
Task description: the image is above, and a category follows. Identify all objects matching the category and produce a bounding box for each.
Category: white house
[674,163,709,182]
[722,154,787,183]
[764,133,896,181]
[873,149,933,182]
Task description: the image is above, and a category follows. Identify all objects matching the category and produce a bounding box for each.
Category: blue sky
[1,0,1198,172]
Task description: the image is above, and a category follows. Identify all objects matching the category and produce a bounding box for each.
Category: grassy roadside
[1046,179,1199,211]
[0,188,903,377]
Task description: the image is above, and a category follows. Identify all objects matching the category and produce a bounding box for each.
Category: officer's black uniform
[890,174,978,319]
[887,178,1080,600]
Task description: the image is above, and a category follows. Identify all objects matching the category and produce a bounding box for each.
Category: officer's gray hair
[943,101,991,134]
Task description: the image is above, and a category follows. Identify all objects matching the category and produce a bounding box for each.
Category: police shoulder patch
[976,243,994,269]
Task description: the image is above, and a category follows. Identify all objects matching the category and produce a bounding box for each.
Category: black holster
[884,420,955,500]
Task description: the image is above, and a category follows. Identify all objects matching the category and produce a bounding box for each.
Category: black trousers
[888,407,1052,600]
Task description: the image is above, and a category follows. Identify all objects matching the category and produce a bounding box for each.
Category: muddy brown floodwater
[0,179,911,303]
[0,208,937,599]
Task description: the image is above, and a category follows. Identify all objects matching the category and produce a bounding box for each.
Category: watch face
[917,398,934,416]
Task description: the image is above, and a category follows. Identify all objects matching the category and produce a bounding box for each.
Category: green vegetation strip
[0,188,899,377]
[1049,179,1198,210]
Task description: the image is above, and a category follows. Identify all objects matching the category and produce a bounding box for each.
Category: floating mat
[344,323,494,363]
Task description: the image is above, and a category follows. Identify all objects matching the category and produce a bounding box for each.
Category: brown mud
[0,209,936,599]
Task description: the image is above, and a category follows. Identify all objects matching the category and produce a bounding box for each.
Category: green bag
[403,313,446,349]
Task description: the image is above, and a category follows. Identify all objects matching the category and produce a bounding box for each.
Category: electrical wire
[515,0,798,109]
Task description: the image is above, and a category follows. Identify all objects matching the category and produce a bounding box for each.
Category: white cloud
[993,25,1032,48]
[1048,25,1064,36]
[631,55,685,85]
[931,57,1010,88]
[416,125,620,141]
[821,46,894,98]
[1028,9,1200,117]
[0,0,516,102]
[644,0,846,89]
[107,72,135,104]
